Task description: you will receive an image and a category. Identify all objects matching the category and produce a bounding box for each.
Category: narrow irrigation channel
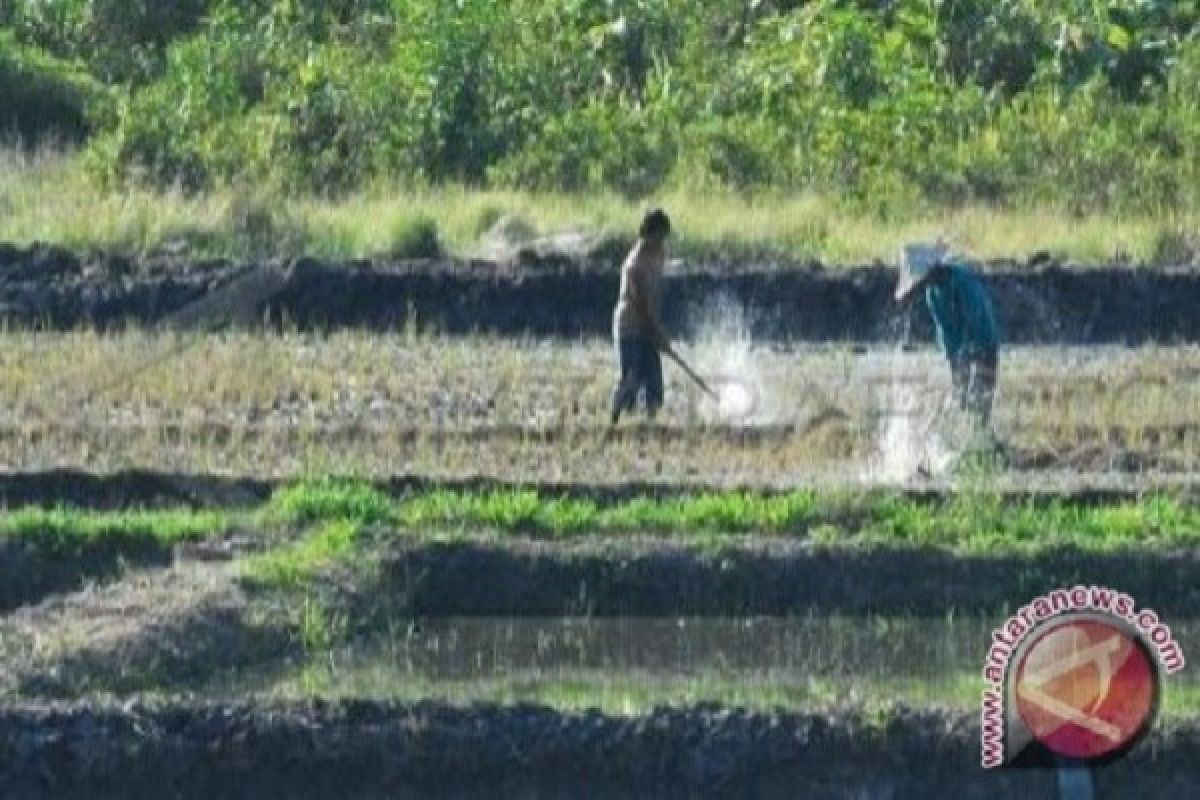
[2,480,1198,797]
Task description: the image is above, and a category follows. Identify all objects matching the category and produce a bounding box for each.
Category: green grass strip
[0,507,232,555]
[0,483,1195,561]
[0,507,237,608]
[267,480,1200,552]
[241,519,360,590]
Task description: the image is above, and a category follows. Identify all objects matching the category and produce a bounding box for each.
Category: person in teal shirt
[894,242,1000,427]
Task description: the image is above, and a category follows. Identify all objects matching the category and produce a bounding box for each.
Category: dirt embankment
[0,468,1184,511]
[0,533,177,613]
[3,244,1200,342]
[0,701,1192,799]
[379,538,1200,618]
[0,469,274,511]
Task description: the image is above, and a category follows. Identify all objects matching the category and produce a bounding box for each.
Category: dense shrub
[4,0,1198,209]
[0,0,217,84]
[0,31,105,144]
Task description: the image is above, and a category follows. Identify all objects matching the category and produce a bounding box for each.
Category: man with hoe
[894,241,1001,430]
[611,209,674,425]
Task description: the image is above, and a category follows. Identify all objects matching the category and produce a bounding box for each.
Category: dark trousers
[950,349,998,426]
[612,337,664,422]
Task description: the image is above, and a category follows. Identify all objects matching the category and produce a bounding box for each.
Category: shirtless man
[611,209,672,425]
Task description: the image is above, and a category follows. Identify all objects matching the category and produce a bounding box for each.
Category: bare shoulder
[621,239,647,275]
[624,239,665,276]
[623,238,645,263]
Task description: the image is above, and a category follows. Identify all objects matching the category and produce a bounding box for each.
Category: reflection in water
[379,616,990,679]
[261,615,1192,673]
[228,616,1198,713]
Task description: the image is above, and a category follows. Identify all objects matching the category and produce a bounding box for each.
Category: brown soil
[3,418,1196,488]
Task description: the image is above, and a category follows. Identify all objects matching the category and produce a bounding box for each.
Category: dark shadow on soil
[0,468,1189,511]
[0,700,1193,799]
[0,469,273,511]
[0,534,175,612]
[4,244,1200,342]
[15,599,297,699]
[379,539,1200,618]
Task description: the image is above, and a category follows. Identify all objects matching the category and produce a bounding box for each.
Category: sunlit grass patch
[271,481,1200,552]
[0,507,232,554]
[268,480,394,526]
[1,484,1195,567]
[1,148,1195,266]
[241,519,361,590]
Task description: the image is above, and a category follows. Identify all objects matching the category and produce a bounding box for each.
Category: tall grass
[1,148,1195,265]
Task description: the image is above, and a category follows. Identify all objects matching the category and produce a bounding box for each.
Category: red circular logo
[1014,616,1159,761]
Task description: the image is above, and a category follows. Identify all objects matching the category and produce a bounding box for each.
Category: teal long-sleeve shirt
[924,264,999,361]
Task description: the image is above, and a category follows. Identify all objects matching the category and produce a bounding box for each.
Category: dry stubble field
[4,333,1200,488]
[2,263,1200,798]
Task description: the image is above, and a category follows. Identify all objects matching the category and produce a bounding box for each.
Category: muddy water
[5,614,1197,797]
[308,616,993,679]
[228,616,1200,704]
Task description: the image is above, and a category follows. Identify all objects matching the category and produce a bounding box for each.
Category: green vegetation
[0,0,1195,257]
[0,31,106,144]
[4,148,1195,262]
[5,489,1199,725]
[0,507,235,609]
[0,507,231,557]
[274,667,986,712]
[1,484,1194,598]
[242,518,360,588]
[267,480,1200,552]
[269,481,393,526]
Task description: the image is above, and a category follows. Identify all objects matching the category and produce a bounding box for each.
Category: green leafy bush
[386,212,441,258]
[4,0,1195,209]
[0,31,106,144]
[1,0,217,83]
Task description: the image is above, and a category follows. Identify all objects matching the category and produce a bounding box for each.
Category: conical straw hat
[894,241,951,301]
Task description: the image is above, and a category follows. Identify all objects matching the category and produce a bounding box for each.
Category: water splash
[858,351,967,483]
[715,380,755,418]
[686,294,774,424]
[866,381,955,483]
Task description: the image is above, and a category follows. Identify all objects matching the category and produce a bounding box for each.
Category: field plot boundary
[379,538,1200,618]
[3,477,1200,616]
[0,701,1192,799]
[1,469,1196,511]
[4,246,1200,341]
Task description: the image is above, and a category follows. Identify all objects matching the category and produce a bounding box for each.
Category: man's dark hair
[639,208,671,240]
